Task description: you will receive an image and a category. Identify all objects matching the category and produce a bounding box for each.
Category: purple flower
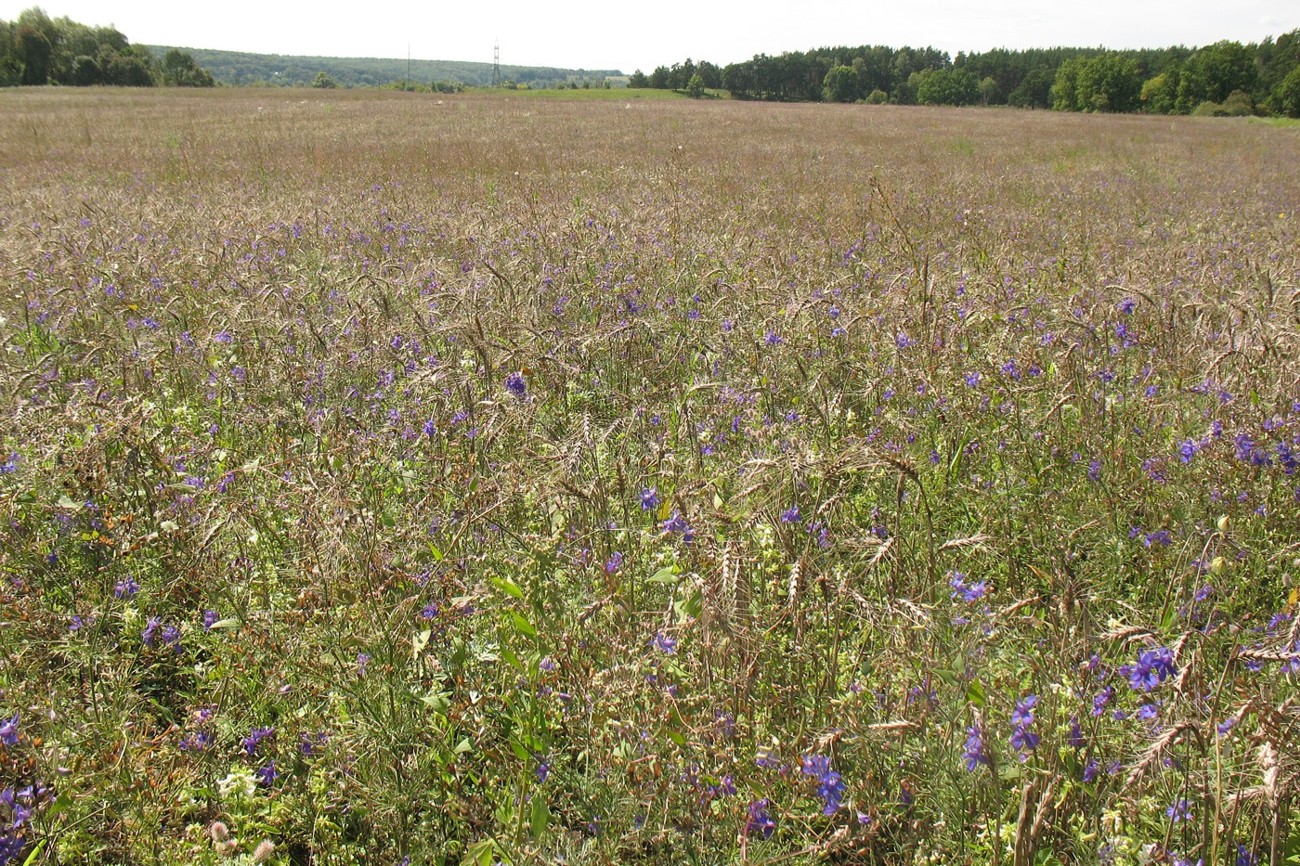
[604,551,624,574]
[242,726,275,757]
[949,571,988,602]
[255,761,278,787]
[780,506,801,524]
[1010,696,1039,758]
[1092,686,1115,716]
[1067,716,1085,749]
[1117,298,1137,315]
[114,576,140,599]
[652,632,677,654]
[202,609,220,630]
[504,371,527,399]
[639,487,659,511]
[745,799,775,839]
[962,725,990,771]
[356,652,371,676]
[1166,798,1192,822]
[1082,759,1099,782]
[1236,845,1258,866]
[1010,726,1039,754]
[1011,695,1038,727]
[1120,647,1178,692]
[1178,439,1200,463]
[800,754,845,814]
[661,511,694,543]
[763,331,783,346]
[142,616,162,647]
[0,714,18,748]
[964,371,982,388]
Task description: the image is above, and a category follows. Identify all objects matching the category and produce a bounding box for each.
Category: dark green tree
[822,64,858,102]
[1176,40,1257,112]
[312,70,338,88]
[917,67,979,105]
[1277,64,1300,117]
[1140,71,1178,113]
[15,23,51,84]
[1075,53,1142,112]
[1007,66,1054,108]
[627,69,649,88]
[161,48,214,86]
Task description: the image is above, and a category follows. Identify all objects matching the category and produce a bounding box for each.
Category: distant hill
[145,46,623,89]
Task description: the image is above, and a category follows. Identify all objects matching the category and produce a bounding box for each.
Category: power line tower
[492,39,501,88]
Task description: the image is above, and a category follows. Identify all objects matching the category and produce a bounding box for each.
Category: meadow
[0,87,1298,866]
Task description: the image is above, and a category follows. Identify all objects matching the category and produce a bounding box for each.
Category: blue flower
[800,754,845,814]
[661,511,694,543]
[1011,695,1038,727]
[1120,647,1178,692]
[255,761,279,787]
[242,726,275,757]
[651,632,677,654]
[504,371,527,399]
[780,506,801,524]
[0,714,18,748]
[745,799,775,839]
[962,725,990,771]
[639,487,659,511]
[1166,798,1192,822]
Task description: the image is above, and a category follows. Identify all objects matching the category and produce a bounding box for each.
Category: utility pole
[493,39,501,88]
[407,42,411,90]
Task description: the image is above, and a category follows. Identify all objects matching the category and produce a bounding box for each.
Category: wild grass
[0,88,1298,866]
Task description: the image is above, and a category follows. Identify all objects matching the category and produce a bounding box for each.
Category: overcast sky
[3,1,1297,73]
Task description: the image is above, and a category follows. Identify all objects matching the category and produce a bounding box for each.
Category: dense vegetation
[635,33,1300,116]
[0,7,211,87]
[145,46,621,91]
[1,87,1298,865]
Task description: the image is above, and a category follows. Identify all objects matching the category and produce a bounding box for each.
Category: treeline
[161,46,621,89]
[0,7,212,87]
[632,31,1300,117]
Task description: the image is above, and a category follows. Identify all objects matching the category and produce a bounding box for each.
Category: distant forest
[0,7,212,87]
[143,46,621,90]
[634,33,1300,116]
[4,3,1299,117]
[0,6,617,90]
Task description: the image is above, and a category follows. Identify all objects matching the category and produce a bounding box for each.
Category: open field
[1,88,1299,865]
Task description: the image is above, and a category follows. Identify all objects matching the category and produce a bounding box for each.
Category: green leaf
[413,628,432,657]
[462,839,495,866]
[648,565,680,584]
[501,646,524,671]
[509,611,537,637]
[666,729,686,746]
[511,739,531,761]
[675,587,703,620]
[207,618,240,631]
[530,796,550,837]
[966,679,986,707]
[421,690,450,716]
[492,576,524,600]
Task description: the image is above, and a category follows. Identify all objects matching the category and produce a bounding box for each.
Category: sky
[3,1,1297,74]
